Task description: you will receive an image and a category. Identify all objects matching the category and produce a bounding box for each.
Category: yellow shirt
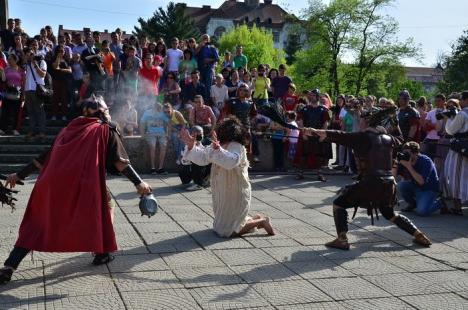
[253,77,270,99]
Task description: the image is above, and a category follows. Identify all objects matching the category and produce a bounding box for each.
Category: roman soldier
[304,107,431,250]
[0,96,152,284]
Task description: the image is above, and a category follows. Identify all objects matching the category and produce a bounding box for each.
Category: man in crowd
[196,34,219,99]
[109,31,123,91]
[24,47,47,141]
[0,96,151,284]
[396,142,442,216]
[82,37,104,91]
[233,45,248,71]
[304,108,432,250]
[0,18,16,53]
[398,90,420,142]
[72,33,87,55]
[183,70,206,106]
[165,37,183,76]
[271,64,292,100]
[224,83,257,132]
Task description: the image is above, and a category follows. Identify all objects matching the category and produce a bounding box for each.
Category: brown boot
[413,231,432,247]
[325,233,350,250]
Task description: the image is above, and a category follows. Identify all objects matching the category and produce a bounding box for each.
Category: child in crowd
[285,111,299,162]
[222,51,233,69]
[282,83,299,112]
[269,120,285,171]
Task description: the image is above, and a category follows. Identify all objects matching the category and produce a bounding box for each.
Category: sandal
[0,267,13,284]
[92,253,115,266]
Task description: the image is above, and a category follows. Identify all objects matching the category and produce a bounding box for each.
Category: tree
[303,0,361,96]
[438,30,468,93]
[218,24,285,70]
[349,0,420,95]
[134,2,200,43]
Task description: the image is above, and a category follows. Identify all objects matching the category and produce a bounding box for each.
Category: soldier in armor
[0,96,151,284]
[304,107,432,250]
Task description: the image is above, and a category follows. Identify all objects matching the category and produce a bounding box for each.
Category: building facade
[179,0,295,49]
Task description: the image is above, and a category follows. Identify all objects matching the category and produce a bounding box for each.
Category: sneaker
[253,157,260,163]
[176,159,181,165]
[156,168,168,175]
[12,130,20,136]
[150,168,157,175]
[61,116,67,121]
[186,184,202,191]
[317,174,327,182]
[51,116,57,121]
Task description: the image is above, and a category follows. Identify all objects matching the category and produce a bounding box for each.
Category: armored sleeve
[106,123,130,169]
[325,130,368,151]
[16,139,55,180]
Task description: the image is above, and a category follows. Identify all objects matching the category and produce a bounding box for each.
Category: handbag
[450,132,468,158]
[4,86,21,100]
[28,63,53,100]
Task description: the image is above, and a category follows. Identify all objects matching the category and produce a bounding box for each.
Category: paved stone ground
[1,174,468,309]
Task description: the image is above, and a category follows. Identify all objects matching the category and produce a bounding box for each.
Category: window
[273,31,280,43]
[214,26,226,39]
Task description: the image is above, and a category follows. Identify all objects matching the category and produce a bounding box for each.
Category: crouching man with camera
[396,141,442,216]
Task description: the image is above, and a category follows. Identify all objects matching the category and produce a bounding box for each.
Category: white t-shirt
[210,84,229,105]
[339,107,347,119]
[288,121,300,143]
[425,109,441,140]
[166,48,183,72]
[25,60,47,91]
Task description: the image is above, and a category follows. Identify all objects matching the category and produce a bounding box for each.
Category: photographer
[442,91,468,215]
[179,126,211,191]
[24,47,47,140]
[396,142,442,216]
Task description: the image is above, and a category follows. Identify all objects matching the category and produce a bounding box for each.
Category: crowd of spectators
[0,18,466,211]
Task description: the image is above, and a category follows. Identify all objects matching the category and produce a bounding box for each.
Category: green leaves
[134,2,200,43]
[439,30,468,93]
[218,25,286,70]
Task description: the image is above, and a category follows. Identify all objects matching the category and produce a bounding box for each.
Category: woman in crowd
[160,71,182,108]
[0,54,25,136]
[180,116,275,237]
[164,103,187,165]
[241,71,252,90]
[331,94,346,166]
[442,94,468,215]
[50,44,72,120]
[178,49,198,85]
[267,68,278,98]
[226,69,241,98]
[252,64,270,106]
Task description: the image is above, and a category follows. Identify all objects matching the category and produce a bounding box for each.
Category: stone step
[0,154,39,163]
[0,144,50,154]
[17,127,62,135]
[0,163,27,174]
[0,135,55,145]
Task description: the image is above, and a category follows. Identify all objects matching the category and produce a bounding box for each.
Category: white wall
[206,19,234,38]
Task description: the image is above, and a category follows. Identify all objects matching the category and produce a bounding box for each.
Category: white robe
[183,141,251,237]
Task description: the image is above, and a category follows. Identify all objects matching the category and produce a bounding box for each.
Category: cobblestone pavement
[1,174,468,309]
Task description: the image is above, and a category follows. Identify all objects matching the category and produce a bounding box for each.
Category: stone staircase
[0,120,66,174]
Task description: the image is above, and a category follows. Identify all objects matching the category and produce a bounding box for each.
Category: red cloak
[15,117,117,253]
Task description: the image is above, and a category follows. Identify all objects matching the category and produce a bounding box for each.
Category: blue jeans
[397,180,441,216]
[172,131,185,160]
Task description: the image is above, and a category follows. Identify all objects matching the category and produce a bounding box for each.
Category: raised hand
[180,127,196,150]
[211,131,220,150]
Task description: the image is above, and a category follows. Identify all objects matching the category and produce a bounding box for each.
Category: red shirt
[282,94,299,111]
[139,65,161,95]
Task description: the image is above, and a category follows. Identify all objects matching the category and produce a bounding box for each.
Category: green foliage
[295,0,420,97]
[284,28,302,65]
[438,30,468,93]
[134,2,200,43]
[218,25,285,70]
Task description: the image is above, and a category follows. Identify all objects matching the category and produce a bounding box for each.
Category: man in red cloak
[0,96,151,284]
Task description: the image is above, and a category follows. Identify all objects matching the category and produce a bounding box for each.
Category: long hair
[216,116,249,146]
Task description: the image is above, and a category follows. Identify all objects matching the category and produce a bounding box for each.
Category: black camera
[33,55,44,62]
[396,150,411,161]
[436,107,458,120]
